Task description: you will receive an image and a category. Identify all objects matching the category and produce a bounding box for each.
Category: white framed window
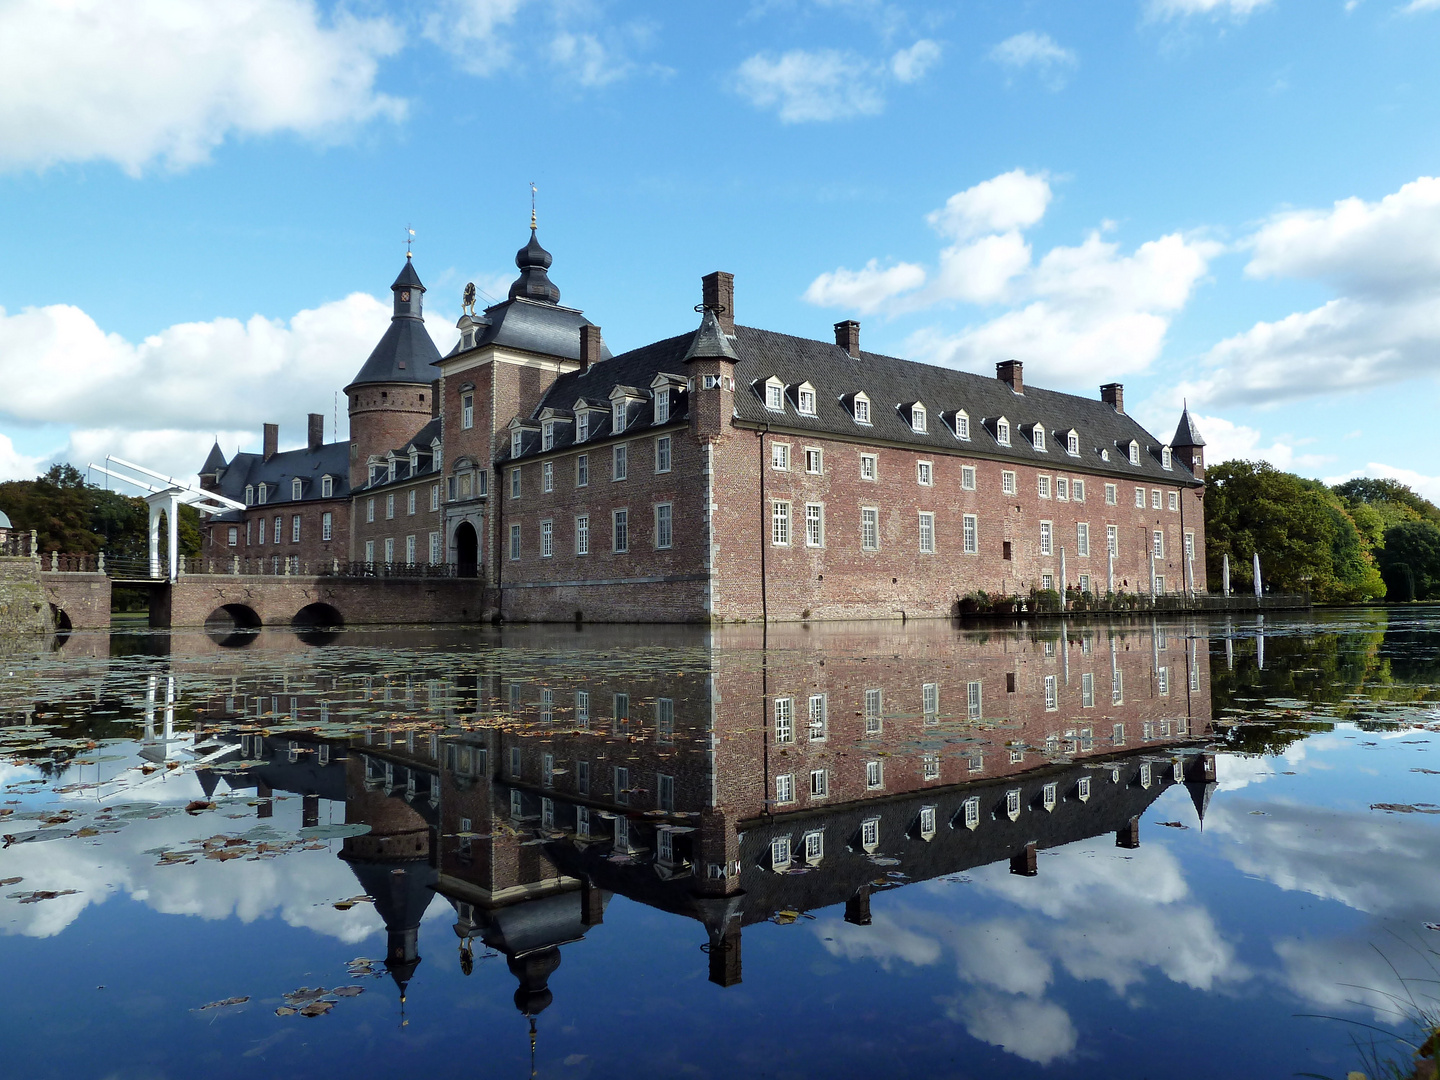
[1074,479,1085,502]
[540,520,553,558]
[1009,746,1025,764]
[865,760,883,790]
[810,769,829,797]
[1129,441,1141,465]
[1079,573,1091,594]
[576,411,589,442]
[575,514,589,555]
[385,493,395,520]
[291,515,301,542]
[1184,530,1195,559]
[510,468,521,500]
[1112,669,1124,706]
[997,418,1010,446]
[511,431,523,459]
[227,526,238,547]
[861,507,879,551]
[962,796,980,830]
[805,503,824,547]
[918,512,935,554]
[1168,491,1179,512]
[1032,425,1046,452]
[1039,521,1053,556]
[1158,666,1170,696]
[923,682,939,719]
[774,697,794,743]
[864,689,882,734]
[428,531,441,564]
[1040,572,1053,590]
[771,442,789,471]
[1077,776,1092,802]
[541,461,553,493]
[509,523,521,560]
[1056,478,1069,501]
[911,404,927,433]
[1042,782,1058,813]
[1107,525,1118,556]
[1162,445,1173,470]
[1005,789,1022,820]
[798,384,817,416]
[655,391,670,426]
[1135,486,1146,508]
[807,695,827,740]
[962,513,977,554]
[804,447,822,474]
[542,423,554,452]
[656,503,673,549]
[1067,431,1080,456]
[917,461,933,486]
[1153,529,1164,558]
[853,392,871,425]
[656,435,672,474]
[955,411,970,440]
[771,835,792,867]
[1105,483,1117,505]
[430,484,440,511]
[1038,475,1051,499]
[1077,522,1090,557]
[275,516,283,544]
[765,379,785,412]
[576,454,589,487]
[657,772,675,811]
[923,753,940,782]
[967,679,982,719]
[257,483,267,504]
[1081,672,1095,708]
[364,539,374,563]
[461,392,474,429]
[244,484,254,506]
[1151,489,1162,510]
[291,478,302,500]
[1002,470,1016,495]
[657,697,674,743]
[613,443,628,481]
[613,509,629,552]
[772,500,791,546]
[613,400,627,433]
[614,765,631,805]
[860,453,877,481]
[576,691,591,730]
[804,830,824,864]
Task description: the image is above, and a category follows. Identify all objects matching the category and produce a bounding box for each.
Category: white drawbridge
[88,456,246,582]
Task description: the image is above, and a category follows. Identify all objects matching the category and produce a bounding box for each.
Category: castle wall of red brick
[202,498,352,572]
[347,383,433,489]
[155,574,489,627]
[40,571,111,630]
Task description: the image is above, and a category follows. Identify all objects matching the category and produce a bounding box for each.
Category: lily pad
[297,823,371,840]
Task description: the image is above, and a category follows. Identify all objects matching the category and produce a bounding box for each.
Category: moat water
[1,610,1437,1079]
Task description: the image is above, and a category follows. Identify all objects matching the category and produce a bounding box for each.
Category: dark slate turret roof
[200,441,227,475]
[506,316,1199,487]
[1172,406,1206,449]
[348,259,441,390]
[440,299,611,365]
[683,308,738,362]
[203,440,351,522]
[392,258,424,291]
[509,229,561,304]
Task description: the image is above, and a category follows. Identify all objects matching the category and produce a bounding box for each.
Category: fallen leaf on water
[1158,821,1190,829]
[198,996,249,1011]
[332,986,363,998]
[0,877,21,886]
[274,1006,296,1017]
[298,1001,334,1018]
[185,801,215,815]
[1371,803,1440,815]
[10,890,79,904]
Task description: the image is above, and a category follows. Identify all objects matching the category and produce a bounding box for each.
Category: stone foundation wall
[41,573,112,630]
[157,575,493,628]
[0,557,53,636]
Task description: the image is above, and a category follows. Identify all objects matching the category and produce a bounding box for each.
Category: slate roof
[1173,406,1206,448]
[200,441,227,476]
[206,440,351,522]
[349,316,441,389]
[440,297,612,365]
[505,318,1199,487]
[355,416,444,494]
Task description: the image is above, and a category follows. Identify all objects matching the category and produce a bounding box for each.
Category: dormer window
[292,478,302,500]
[1032,425,1046,452]
[542,422,554,451]
[1066,431,1080,456]
[244,485,254,506]
[1101,448,1110,462]
[368,462,379,485]
[576,410,590,442]
[765,378,785,412]
[911,404,927,433]
[654,391,669,425]
[512,430,523,458]
[321,475,333,499]
[410,449,419,473]
[257,483,268,504]
[797,383,816,417]
[853,392,871,425]
[954,410,970,440]
[996,417,1011,446]
[432,438,442,471]
[387,459,397,482]
[1128,440,1140,466]
[613,400,626,432]
[1162,445,1173,470]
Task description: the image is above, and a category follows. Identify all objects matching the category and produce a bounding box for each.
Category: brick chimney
[1101,383,1124,414]
[997,359,1023,395]
[835,320,860,357]
[307,413,324,451]
[702,271,734,336]
[263,423,279,461]
[430,379,440,418]
[580,324,603,374]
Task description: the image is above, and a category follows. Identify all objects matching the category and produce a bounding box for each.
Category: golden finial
[529,182,538,230]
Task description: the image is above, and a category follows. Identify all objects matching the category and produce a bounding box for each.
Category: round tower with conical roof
[345,257,442,489]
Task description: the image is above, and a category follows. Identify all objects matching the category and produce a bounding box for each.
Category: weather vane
[405,224,415,258]
[462,281,477,317]
[529,182,538,230]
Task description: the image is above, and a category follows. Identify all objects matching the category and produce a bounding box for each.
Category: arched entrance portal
[455,522,479,578]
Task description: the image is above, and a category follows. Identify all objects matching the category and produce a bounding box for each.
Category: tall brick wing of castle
[202,226,1208,622]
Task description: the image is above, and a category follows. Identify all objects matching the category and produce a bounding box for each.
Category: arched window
[853,392,871,425]
[291,478,302,500]
[1128,441,1140,466]
[1162,446,1173,470]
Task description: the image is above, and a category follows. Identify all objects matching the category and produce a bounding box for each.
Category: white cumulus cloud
[736,40,941,122]
[0,432,47,483]
[989,32,1078,89]
[0,0,405,175]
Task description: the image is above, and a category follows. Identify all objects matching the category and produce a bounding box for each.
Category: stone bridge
[154,574,493,629]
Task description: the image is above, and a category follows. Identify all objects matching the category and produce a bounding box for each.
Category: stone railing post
[232,555,240,575]
[98,551,106,574]
[29,530,38,560]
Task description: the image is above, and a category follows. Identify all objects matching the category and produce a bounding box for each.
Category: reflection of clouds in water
[0,805,383,944]
[940,990,1078,1065]
[814,837,1247,1064]
[1273,928,1440,1023]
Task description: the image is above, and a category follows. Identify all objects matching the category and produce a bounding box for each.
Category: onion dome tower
[345,256,442,488]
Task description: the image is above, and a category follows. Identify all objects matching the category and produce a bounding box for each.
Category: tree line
[0,464,201,562]
[1204,461,1440,603]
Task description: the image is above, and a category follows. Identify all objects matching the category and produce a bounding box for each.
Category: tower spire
[529,182,537,231]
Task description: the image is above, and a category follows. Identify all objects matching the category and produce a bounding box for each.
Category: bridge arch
[204,603,262,648]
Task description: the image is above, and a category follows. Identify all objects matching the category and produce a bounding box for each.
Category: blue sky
[2,0,1439,496]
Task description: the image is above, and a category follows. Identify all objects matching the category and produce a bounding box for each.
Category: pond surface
[1,610,1438,1080]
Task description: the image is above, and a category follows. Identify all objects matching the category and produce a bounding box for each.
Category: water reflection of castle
[197,622,1214,1019]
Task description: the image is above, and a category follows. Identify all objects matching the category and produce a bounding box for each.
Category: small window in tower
[462,393,474,430]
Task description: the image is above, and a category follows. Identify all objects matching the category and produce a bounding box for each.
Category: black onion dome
[509,229,561,304]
